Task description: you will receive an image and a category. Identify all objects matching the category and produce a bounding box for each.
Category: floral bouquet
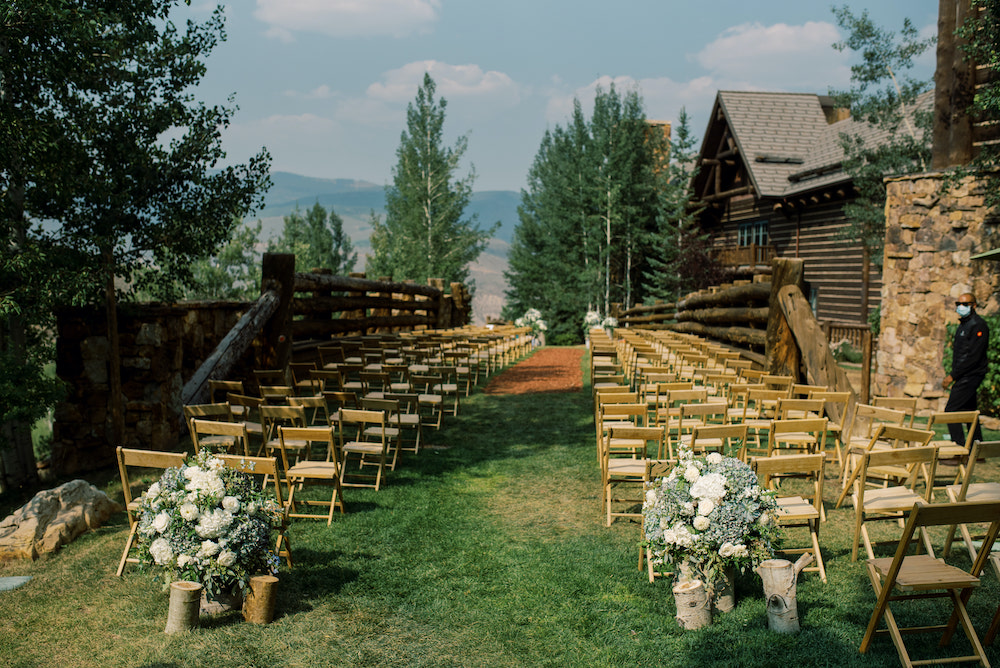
[514,308,548,338]
[642,446,780,589]
[134,450,283,597]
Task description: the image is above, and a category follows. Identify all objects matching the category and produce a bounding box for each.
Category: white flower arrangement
[514,308,548,337]
[135,450,283,597]
[642,446,781,588]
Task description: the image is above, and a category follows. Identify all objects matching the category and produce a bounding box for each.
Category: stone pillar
[877,173,1000,412]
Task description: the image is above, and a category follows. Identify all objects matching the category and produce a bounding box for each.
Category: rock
[0,480,122,561]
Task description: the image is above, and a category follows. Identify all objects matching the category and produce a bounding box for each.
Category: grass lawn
[1,348,998,667]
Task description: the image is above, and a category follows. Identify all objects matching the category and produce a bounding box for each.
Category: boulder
[0,480,121,561]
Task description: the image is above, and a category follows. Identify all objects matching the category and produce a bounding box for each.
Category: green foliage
[505,86,666,343]
[944,313,1000,416]
[868,304,881,336]
[643,108,723,302]
[189,218,264,300]
[268,201,357,275]
[369,73,497,286]
[831,340,863,364]
[829,6,935,267]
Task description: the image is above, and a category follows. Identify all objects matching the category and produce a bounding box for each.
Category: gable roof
[694,89,933,200]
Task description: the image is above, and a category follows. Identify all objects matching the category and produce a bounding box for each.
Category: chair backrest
[208,379,243,403]
[775,398,826,420]
[259,385,294,402]
[866,423,935,451]
[872,396,918,427]
[952,440,1000,502]
[859,444,938,502]
[751,452,826,509]
[601,402,647,427]
[807,390,852,428]
[925,410,980,448]
[289,395,329,425]
[183,402,233,447]
[361,397,402,425]
[260,404,308,441]
[254,368,288,388]
[117,447,187,517]
[214,453,285,509]
[277,425,339,472]
[678,401,727,425]
[767,417,829,454]
[690,423,748,457]
[848,403,906,441]
[226,392,263,422]
[190,418,251,456]
[790,383,828,398]
[605,425,665,460]
[644,459,674,482]
[761,374,794,392]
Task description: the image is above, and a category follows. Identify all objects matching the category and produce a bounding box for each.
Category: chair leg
[116,522,139,577]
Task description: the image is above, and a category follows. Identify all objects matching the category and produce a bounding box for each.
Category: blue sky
[181,1,939,193]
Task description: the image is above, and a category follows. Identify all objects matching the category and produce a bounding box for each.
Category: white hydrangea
[149,538,173,565]
[184,467,225,499]
[690,472,726,502]
[195,508,233,539]
[697,498,715,516]
[706,452,723,465]
[719,542,749,558]
[177,554,194,568]
[684,465,701,483]
[146,482,161,500]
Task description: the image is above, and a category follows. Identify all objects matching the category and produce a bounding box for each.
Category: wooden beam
[675,306,769,326]
[294,272,442,299]
[699,185,754,203]
[181,290,281,408]
[666,321,767,347]
[677,282,771,310]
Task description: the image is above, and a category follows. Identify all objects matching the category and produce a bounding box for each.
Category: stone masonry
[876,172,1000,412]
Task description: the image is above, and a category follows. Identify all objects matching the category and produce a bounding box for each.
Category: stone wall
[876,173,1000,411]
[52,302,252,476]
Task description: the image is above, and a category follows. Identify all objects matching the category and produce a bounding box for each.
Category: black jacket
[951,311,989,382]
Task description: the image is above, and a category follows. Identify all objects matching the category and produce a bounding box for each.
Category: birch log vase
[673,579,712,630]
[164,581,203,634]
[712,566,736,614]
[755,554,813,633]
[242,575,279,624]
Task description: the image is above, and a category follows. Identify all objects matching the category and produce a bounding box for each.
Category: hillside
[254,172,520,324]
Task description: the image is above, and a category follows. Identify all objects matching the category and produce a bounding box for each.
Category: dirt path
[483,347,584,395]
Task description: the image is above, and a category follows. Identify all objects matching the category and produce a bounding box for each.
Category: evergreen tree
[957,0,1000,210]
[369,73,498,286]
[189,218,264,300]
[269,202,357,274]
[642,108,722,302]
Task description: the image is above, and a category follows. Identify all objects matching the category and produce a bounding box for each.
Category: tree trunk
[104,248,124,447]
[673,579,711,630]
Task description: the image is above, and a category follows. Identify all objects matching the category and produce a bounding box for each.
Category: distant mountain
[255,171,519,323]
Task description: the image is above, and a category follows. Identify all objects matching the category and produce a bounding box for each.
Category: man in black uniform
[942,292,989,445]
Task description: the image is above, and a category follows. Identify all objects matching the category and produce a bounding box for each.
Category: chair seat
[342,441,384,455]
[867,554,980,591]
[607,459,647,477]
[853,487,926,512]
[931,440,970,459]
[287,461,340,480]
[776,496,819,521]
[945,482,1000,503]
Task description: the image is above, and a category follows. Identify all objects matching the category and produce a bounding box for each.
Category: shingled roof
[695,89,933,200]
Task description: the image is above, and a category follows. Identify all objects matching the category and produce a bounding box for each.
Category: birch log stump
[673,579,712,630]
[242,575,279,624]
[164,581,203,634]
[755,554,813,633]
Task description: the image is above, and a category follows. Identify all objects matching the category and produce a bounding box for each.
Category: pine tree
[369,73,497,286]
[269,202,357,274]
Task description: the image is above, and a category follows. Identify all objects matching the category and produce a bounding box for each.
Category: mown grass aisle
[1,347,999,667]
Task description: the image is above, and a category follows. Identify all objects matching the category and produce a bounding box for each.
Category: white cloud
[367,61,520,105]
[545,75,716,126]
[254,0,440,39]
[694,21,850,90]
[284,85,337,100]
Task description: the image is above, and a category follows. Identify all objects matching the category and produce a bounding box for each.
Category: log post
[673,579,712,630]
[861,329,873,404]
[260,253,296,370]
[755,554,813,633]
[766,258,804,378]
[164,580,203,634]
[242,575,279,624]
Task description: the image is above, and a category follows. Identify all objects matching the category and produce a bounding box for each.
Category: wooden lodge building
[690,90,932,326]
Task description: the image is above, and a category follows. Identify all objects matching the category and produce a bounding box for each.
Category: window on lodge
[738,221,768,247]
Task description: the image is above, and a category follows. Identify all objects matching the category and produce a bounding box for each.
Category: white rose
[177,554,193,568]
[698,499,715,516]
[693,516,710,531]
[706,452,723,465]
[222,496,240,513]
[146,482,161,499]
[179,503,199,521]
[152,512,170,533]
[217,550,237,568]
[684,465,700,483]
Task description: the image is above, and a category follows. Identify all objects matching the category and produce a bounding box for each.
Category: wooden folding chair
[688,422,748,460]
[338,408,390,490]
[848,444,939,561]
[277,426,346,525]
[673,400,727,452]
[836,424,935,509]
[943,439,1000,579]
[767,416,829,457]
[872,395,918,427]
[860,501,1000,667]
[190,418,251,456]
[215,453,293,568]
[259,404,308,460]
[925,410,981,487]
[207,379,244,405]
[639,459,676,582]
[603,424,663,526]
[115,447,187,576]
[183,402,232,450]
[752,453,827,582]
[807,389,852,470]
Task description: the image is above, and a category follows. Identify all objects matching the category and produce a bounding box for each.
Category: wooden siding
[704,195,879,325]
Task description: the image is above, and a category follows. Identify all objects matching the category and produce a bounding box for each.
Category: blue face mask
[957,304,972,318]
